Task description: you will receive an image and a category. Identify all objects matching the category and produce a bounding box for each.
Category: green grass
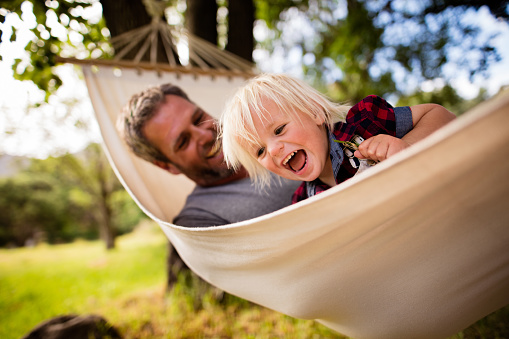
[0,221,167,339]
[0,221,343,339]
[0,221,507,339]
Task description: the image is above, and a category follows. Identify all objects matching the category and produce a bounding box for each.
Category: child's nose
[268,140,283,157]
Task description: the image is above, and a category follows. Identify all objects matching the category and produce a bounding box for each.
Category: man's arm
[355,103,455,162]
[402,103,456,146]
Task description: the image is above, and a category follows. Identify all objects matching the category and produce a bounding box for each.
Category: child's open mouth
[283,149,307,172]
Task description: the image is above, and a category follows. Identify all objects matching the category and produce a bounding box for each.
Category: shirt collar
[305,128,344,197]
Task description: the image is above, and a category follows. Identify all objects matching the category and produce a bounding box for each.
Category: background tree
[0,147,145,248]
[0,174,72,247]
[396,84,490,115]
[256,0,508,103]
[0,0,255,100]
[23,143,146,249]
[1,0,507,105]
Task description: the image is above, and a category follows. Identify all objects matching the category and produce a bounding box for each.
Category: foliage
[109,189,147,235]
[396,84,491,116]
[1,224,508,339]
[28,143,146,249]
[0,0,111,100]
[0,143,145,248]
[255,0,508,102]
[2,0,507,104]
[0,174,74,246]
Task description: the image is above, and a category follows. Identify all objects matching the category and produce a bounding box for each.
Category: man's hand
[354,134,410,162]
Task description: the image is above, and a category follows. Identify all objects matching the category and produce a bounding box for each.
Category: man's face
[142,95,238,186]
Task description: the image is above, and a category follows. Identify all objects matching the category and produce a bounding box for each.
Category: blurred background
[0,1,508,338]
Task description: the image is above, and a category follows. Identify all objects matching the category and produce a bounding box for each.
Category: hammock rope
[58,10,255,79]
[108,20,254,75]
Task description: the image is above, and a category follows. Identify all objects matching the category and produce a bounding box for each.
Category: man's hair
[117,83,190,165]
[220,73,351,188]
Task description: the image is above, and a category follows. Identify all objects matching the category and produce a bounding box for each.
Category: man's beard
[180,163,237,186]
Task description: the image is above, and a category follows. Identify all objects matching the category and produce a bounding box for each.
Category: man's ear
[153,160,181,175]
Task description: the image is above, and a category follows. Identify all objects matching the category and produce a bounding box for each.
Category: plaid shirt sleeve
[291,182,308,204]
[335,95,397,142]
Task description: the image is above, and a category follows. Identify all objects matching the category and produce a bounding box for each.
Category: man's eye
[177,136,188,150]
[193,111,204,125]
[257,147,265,157]
[275,124,286,135]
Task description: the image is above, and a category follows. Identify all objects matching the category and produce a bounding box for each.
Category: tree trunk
[100,0,172,63]
[98,200,116,250]
[226,0,254,62]
[97,156,116,250]
[185,0,219,67]
[101,0,152,61]
[186,0,218,44]
[101,0,152,37]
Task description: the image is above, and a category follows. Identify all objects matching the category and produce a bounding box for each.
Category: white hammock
[79,63,509,339]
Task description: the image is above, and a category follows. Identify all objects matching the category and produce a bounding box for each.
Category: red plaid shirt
[292,95,412,203]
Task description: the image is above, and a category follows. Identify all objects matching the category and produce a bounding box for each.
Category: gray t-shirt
[173,175,301,227]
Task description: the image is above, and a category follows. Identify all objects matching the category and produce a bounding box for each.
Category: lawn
[0,221,168,338]
[0,221,342,339]
[0,221,507,338]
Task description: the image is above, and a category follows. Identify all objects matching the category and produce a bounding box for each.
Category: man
[117,83,300,287]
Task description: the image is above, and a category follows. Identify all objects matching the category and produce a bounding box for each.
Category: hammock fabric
[80,62,509,339]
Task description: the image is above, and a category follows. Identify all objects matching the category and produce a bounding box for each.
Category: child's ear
[312,113,325,125]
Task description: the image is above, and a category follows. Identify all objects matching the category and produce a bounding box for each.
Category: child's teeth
[283,151,296,166]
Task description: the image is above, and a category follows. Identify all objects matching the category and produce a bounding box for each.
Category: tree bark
[226,0,254,62]
[98,199,115,250]
[185,0,219,67]
[101,0,152,37]
[97,154,116,250]
[100,0,172,63]
[101,0,151,61]
[186,0,218,44]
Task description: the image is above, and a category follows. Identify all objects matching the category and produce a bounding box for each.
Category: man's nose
[192,125,215,145]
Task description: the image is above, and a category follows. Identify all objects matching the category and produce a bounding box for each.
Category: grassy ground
[0,221,168,338]
[0,221,507,339]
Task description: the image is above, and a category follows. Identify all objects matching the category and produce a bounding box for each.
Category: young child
[220,73,455,203]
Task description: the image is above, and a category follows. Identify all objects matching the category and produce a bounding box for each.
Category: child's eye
[257,147,265,157]
[274,124,286,135]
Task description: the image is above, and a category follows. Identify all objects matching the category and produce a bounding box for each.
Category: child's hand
[354,135,410,162]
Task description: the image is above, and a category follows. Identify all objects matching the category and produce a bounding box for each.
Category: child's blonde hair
[220,73,351,188]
